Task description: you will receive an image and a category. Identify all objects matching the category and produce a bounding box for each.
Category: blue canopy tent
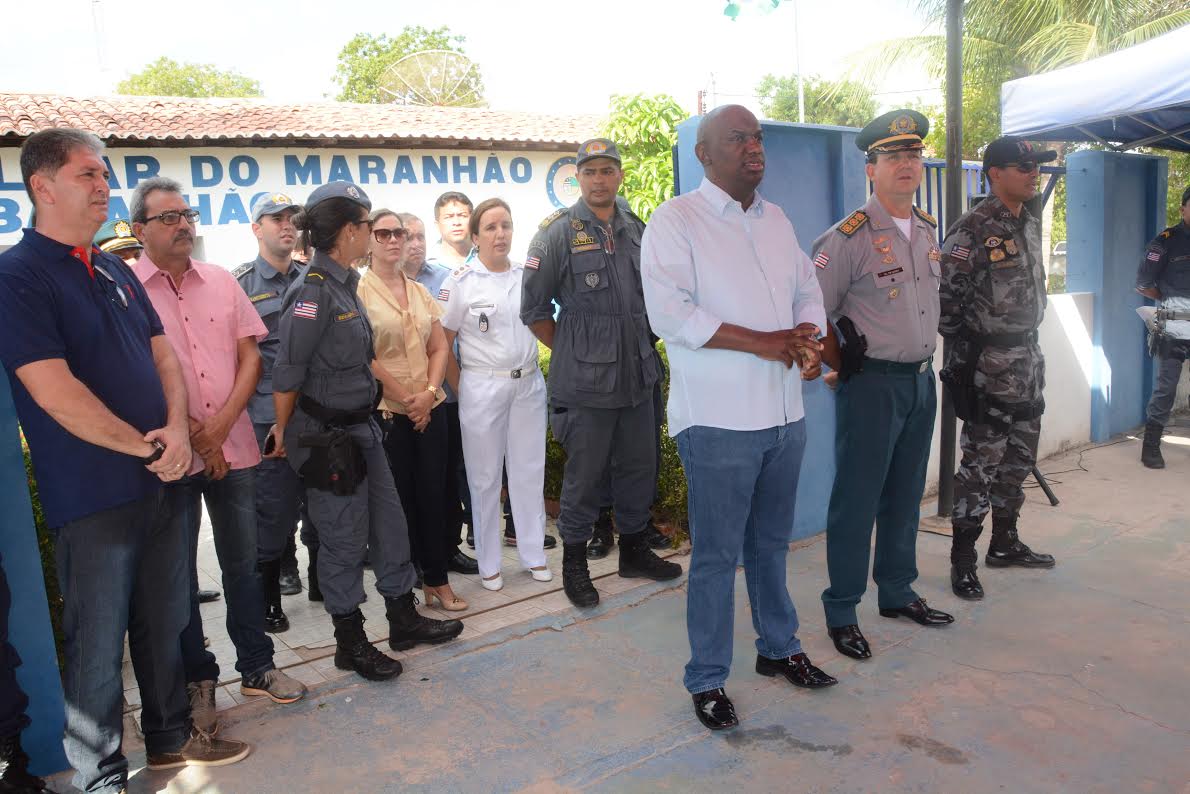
[1000,25,1190,153]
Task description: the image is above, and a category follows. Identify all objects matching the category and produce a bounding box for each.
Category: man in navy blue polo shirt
[0,128,249,793]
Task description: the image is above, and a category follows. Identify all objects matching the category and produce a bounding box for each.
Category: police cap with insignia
[982,136,1058,171]
[93,218,142,255]
[856,109,929,156]
[576,138,622,167]
[305,180,371,212]
[251,191,302,222]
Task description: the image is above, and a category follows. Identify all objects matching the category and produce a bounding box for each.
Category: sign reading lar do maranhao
[0,147,580,266]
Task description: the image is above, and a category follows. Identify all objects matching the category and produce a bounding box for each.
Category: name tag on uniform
[571,232,600,253]
[250,291,278,302]
[878,266,904,278]
[335,310,360,322]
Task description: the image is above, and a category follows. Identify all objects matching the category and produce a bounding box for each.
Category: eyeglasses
[351,218,375,231]
[373,228,408,243]
[1006,161,1039,173]
[144,209,200,225]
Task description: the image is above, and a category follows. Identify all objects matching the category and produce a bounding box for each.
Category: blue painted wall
[675,118,867,541]
[0,369,67,774]
[1066,151,1168,441]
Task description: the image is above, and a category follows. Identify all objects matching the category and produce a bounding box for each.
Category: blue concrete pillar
[1065,151,1168,441]
[675,119,867,540]
[0,368,67,774]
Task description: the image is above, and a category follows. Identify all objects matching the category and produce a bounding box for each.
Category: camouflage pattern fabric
[939,194,1047,548]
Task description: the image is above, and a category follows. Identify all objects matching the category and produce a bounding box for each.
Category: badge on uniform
[928,248,941,261]
[335,310,359,322]
[1003,238,1018,256]
[584,272,601,288]
[438,288,450,301]
[571,231,600,253]
[249,291,278,303]
[882,255,896,265]
[294,300,318,319]
[950,245,971,261]
[888,287,901,300]
[989,248,1006,263]
[479,312,489,332]
[571,219,584,231]
[813,252,829,269]
[985,236,1002,248]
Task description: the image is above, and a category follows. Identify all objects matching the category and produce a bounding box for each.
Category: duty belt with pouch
[940,329,1044,427]
[834,316,868,382]
[297,394,370,496]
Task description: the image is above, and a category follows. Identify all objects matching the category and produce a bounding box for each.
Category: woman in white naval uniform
[440,198,551,590]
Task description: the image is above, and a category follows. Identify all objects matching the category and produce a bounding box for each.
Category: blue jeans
[53,491,190,793]
[676,421,807,695]
[173,468,274,680]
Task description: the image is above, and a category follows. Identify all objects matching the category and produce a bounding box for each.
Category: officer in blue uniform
[235,192,318,633]
[812,110,955,661]
[268,181,462,682]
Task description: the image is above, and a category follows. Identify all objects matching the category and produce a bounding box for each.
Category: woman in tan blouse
[359,209,467,611]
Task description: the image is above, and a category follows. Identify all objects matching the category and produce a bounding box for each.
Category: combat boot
[1141,420,1165,469]
[586,507,615,559]
[332,610,402,681]
[0,733,45,792]
[307,546,323,602]
[562,542,600,607]
[385,592,463,651]
[987,519,1055,569]
[950,564,984,600]
[950,523,984,599]
[618,531,683,581]
[258,559,289,633]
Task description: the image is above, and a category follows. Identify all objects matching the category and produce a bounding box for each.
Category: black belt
[971,329,1038,347]
[298,394,373,427]
[862,356,933,375]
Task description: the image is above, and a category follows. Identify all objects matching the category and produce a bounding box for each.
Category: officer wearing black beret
[813,109,955,662]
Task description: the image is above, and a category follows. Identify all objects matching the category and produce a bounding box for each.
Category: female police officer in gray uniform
[264,181,462,682]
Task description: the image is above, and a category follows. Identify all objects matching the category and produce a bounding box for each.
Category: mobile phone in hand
[263,433,277,455]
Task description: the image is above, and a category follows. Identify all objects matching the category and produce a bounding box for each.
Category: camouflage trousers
[951,413,1041,565]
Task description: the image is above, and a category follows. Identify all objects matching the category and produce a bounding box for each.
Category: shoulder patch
[232,262,253,279]
[539,208,566,230]
[1159,229,1173,239]
[913,206,937,227]
[837,210,869,237]
[451,264,472,280]
[304,266,329,284]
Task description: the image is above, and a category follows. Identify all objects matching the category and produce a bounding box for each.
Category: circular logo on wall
[545,157,579,209]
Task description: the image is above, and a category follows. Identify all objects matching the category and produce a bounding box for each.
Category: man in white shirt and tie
[641,105,839,731]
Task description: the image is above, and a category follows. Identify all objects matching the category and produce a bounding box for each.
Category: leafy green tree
[756,73,877,129]
[116,57,262,98]
[601,93,689,221]
[333,26,484,105]
[841,0,1190,158]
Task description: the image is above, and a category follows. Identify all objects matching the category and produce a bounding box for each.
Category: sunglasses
[144,209,200,225]
[373,227,408,243]
[1005,161,1039,173]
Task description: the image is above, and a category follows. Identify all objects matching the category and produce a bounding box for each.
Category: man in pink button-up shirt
[132,177,307,731]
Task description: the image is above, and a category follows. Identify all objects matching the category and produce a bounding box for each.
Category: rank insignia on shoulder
[304,269,326,283]
[249,291,277,303]
[1003,238,1018,255]
[989,248,1006,263]
[232,263,253,279]
[334,310,359,322]
[539,208,566,230]
[571,218,584,231]
[912,206,937,227]
[1160,230,1172,239]
[984,236,1002,248]
[451,265,471,278]
[838,210,869,237]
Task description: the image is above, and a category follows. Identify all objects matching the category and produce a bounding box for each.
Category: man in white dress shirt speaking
[640,105,839,731]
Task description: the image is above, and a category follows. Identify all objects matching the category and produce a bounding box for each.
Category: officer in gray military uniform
[269,181,462,682]
[813,110,955,662]
[235,192,318,633]
[521,138,682,608]
[1136,185,1190,469]
[940,137,1057,601]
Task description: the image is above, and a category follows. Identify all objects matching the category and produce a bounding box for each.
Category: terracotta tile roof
[0,93,601,149]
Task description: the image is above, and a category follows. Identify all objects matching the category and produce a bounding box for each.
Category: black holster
[941,334,1044,428]
[835,316,868,382]
[299,428,366,496]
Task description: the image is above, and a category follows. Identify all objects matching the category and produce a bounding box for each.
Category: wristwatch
[141,440,166,465]
[427,385,444,400]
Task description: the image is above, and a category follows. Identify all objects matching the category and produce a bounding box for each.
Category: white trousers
[458,368,548,578]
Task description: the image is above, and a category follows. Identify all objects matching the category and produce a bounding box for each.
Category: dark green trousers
[822,361,936,628]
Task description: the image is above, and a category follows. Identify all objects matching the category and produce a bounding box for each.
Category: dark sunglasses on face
[373,227,408,243]
[144,209,200,225]
[1007,161,1039,173]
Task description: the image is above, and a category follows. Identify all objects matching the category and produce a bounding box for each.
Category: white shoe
[529,567,553,582]
[481,574,504,591]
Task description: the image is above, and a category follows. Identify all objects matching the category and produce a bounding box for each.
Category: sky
[3,0,941,116]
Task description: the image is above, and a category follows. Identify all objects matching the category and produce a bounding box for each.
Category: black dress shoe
[196,589,221,604]
[543,534,557,550]
[879,598,955,626]
[692,688,738,731]
[278,567,302,596]
[951,565,984,600]
[827,624,872,659]
[466,526,475,549]
[264,604,289,633]
[447,550,479,575]
[986,540,1056,569]
[755,653,838,688]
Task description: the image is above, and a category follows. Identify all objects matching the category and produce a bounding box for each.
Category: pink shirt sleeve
[227,270,268,340]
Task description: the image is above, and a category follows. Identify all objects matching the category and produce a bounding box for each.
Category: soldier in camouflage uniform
[939,137,1057,601]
